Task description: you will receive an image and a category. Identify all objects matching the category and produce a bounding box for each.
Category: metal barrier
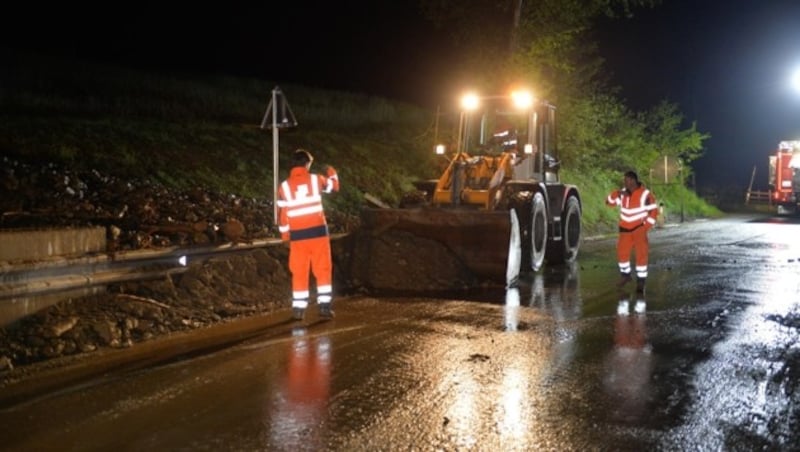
[745,190,771,205]
[744,191,772,205]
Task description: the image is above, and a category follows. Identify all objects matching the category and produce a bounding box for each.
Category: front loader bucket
[360,207,517,284]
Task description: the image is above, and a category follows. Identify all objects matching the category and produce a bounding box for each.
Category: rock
[50,316,79,337]
[92,320,121,347]
[221,217,246,244]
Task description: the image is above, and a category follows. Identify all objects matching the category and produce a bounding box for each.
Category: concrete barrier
[0,227,106,263]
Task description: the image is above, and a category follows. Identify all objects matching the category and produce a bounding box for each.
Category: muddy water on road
[2,214,800,450]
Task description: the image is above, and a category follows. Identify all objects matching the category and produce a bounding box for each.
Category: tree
[642,101,708,164]
[418,0,709,184]
[420,0,660,96]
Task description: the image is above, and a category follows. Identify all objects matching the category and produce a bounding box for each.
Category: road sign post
[260,86,298,224]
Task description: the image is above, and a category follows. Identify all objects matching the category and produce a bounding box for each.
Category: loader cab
[426,90,567,210]
[487,119,520,154]
[524,101,560,184]
[456,92,560,184]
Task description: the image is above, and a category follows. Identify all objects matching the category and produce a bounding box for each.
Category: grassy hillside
[0,51,721,237]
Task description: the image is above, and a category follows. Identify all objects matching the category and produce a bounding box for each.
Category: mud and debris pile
[0,248,291,372]
[0,157,481,379]
[345,229,478,293]
[0,157,297,376]
[0,157,281,250]
[0,230,474,378]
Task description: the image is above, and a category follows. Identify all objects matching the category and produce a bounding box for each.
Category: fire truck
[769,140,800,214]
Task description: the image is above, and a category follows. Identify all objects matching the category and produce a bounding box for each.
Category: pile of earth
[0,156,359,250]
[0,157,483,383]
[0,247,291,377]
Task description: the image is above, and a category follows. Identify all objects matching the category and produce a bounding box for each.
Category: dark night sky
[6,0,800,191]
[597,0,800,191]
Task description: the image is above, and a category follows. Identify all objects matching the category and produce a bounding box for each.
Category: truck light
[461,92,480,111]
[779,140,800,150]
[782,180,792,188]
[524,144,534,155]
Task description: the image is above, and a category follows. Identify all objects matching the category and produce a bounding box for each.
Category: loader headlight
[511,90,534,109]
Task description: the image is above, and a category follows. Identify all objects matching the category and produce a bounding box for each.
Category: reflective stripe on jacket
[606,185,658,231]
[277,167,337,241]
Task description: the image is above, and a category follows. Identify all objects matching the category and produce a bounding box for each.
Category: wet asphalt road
[2,213,800,451]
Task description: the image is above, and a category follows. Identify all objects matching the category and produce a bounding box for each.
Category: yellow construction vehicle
[361,89,581,285]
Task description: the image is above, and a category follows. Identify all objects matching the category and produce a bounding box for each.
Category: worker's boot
[617,299,630,316]
[292,307,305,321]
[636,278,646,294]
[616,272,632,287]
[319,302,335,319]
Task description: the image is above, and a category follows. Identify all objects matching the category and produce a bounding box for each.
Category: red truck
[769,140,800,214]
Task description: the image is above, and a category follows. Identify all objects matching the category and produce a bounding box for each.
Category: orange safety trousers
[289,236,332,308]
[617,226,649,278]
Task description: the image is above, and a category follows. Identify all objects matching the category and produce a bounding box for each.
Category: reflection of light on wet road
[442,352,531,450]
[504,287,520,331]
[603,294,653,423]
[521,265,583,323]
[443,365,480,449]
[498,369,525,440]
[663,221,800,449]
[268,327,331,450]
[749,269,800,343]
[748,223,800,344]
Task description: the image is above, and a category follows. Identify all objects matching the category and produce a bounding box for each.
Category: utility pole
[510,0,523,54]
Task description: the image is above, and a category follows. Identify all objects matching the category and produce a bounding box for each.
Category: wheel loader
[360,89,581,287]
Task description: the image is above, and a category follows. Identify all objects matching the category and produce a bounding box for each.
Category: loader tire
[546,195,581,264]
[513,192,547,272]
[526,192,548,272]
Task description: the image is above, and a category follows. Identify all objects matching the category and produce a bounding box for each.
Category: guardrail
[746,190,771,205]
[0,235,281,326]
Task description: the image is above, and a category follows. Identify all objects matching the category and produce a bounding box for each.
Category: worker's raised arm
[606,188,622,207]
[322,165,339,193]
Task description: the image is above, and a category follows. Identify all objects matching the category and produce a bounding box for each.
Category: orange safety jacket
[277,166,339,241]
[606,184,658,231]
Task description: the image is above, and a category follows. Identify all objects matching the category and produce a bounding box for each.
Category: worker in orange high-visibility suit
[277,149,339,321]
[605,171,658,293]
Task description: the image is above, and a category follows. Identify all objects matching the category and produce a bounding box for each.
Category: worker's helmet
[291,149,314,167]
